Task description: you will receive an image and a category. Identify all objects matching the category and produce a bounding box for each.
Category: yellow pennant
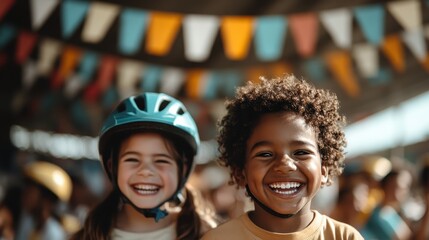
[146,12,182,56]
[221,16,254,60]
[381,34,405,73]
[326,50,360,97]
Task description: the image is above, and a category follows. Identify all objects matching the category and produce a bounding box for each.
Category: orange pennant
[326,50,360,97]
[289,13,318,58]
[269,62,293,77]
[381,35,405,73]
[51,46,82,89]
[246,66,266,84]
[146,12,182,56]
[15,31,38,64]
[221,16,254,60]
[421,54,429,73]
[186,69,203,99]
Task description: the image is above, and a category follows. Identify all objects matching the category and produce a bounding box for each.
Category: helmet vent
[177,108,185,115]
[159,100,171,111]
[134,96,147,111]
[116,102,126,113]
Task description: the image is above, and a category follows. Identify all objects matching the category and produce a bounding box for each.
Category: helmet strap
[245,185,294,219]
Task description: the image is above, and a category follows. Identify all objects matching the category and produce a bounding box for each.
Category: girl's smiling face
[117,133,179,209]
[244,112,327,218]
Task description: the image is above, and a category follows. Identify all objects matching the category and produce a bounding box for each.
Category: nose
[273,154,297,173]
[137,161,155,176]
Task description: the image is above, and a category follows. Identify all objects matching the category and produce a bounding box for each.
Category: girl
[72,92,217,240]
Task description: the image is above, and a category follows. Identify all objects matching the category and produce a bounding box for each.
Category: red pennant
[0,0,15,21]
[289,13,319,58]
[96,56,117,92]
[15,31,38,64]
[83,83,100,102]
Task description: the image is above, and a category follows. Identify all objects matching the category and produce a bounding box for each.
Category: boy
[202,75,363,239]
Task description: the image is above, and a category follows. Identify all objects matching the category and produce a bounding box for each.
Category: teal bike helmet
[98,92,200,220]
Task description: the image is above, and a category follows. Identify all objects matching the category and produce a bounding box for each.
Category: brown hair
[217,75,347,186]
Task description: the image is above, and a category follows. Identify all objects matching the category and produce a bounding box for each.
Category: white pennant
[320,8,352,49]
[183,15,220,62]
[82,2,120,43]
[160,68,185,96]
[22,60,38,89]
[30,0,59,30]
[387,0,421,31]
[37,38,62,76]
[352,43,379,78]
[402,29,427,61]
[64,74,84,99]
[117,60,143,99]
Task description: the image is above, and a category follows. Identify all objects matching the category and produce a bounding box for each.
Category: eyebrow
[119,151,174,159]
[249,139,317,152]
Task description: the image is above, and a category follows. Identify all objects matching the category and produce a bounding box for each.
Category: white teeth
[269,182,301,189]
[134,184,159,190]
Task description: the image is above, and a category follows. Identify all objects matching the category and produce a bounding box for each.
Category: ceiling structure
[1,0,429,162]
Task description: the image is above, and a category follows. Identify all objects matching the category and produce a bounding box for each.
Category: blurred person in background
[15,161,72,240]
[415,154,429,240]
[0,183,21,240]
[71,92,217,240]
[361,168,413,240]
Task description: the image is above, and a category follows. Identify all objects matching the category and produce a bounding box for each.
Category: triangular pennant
[203,73,219,100]
[303,58,326,82]
[320,8,352,49]
[352,43,379,78]
[82,2,120,43]
[37,38,62,76]
[186,69,205,99]
[387,0,421,31]
[269,63,293,77]
[183,15,220,62]
[0,0,15,22]
[367,67,392,85]
[220,71,243,97]
[325,50,360,97]
[254,16,287,61]
[15,31,38,64]
[146,12,182,56]
[22,60,38,89]
[381,34,405,72]
[354,4,385,45]
[95,56,118,92]
[117,60,142,99]
[289,13,319,58]
[220,16,254,60]
[29,0,59,30]
[401,29,427,61]
[160,67,185,96]
[61,0,89,38]
[101,87,118,110]
[140,65,162,92]
[51,46,82,89]
[119,8,149,55]
[78,51,99,84]
[64,74,85,99]
[0,24,16,49]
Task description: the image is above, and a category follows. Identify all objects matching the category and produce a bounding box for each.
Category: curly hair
[217,75,347,186]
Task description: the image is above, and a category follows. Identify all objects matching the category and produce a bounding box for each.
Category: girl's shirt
[111,222,176,240]
[201,210,363,240]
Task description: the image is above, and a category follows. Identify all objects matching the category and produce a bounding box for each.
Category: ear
[233,167,247,187]
[321,166,329,186]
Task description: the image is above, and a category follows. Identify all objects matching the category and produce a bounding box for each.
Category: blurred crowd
[1,150,429,240]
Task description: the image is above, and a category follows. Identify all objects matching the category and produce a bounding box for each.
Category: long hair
[70,191,120,240]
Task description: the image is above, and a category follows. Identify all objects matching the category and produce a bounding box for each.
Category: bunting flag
[183,15,219,62]
[269,62,293,77]
[15,31,38,64]
[37,38,62,76]
[30,0,59,30]
[381,34,405,72]
[203,73,219,100]
[146,12,182,56]
[221,16,254,60]
[319,8,352,49]
[303,57,327,82]
[95,56,117,92]
[326,50,360,97]
[101,87,118,109]
[367,67,392,85]
[61,0,89,38]
[289,13,319,58]
[119,8,149,55]
[64,74,85,99]
[0,0,15,22]
[186,69,205,99]
[387,0,421,31]
[140,65,162,92]
[352,43,379,78]
[82,2,120,43]
[77,51,99,84]
[246,66,266,84]
[354,4,385,45]
[219,71,243,96]
[0,24,16,48]
[159,68,185,96]
[22,60,37,89]
[117,60,142,99]
[401,29,427,61]
[51,46,82,89]
[254,16,287,61]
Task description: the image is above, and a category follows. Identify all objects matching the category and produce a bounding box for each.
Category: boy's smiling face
[243,112,327,219]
